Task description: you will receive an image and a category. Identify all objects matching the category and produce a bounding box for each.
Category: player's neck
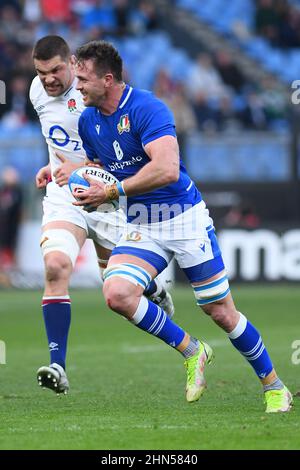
[67,71,75,89]
[98,82,126,115]
[61,71,75,95]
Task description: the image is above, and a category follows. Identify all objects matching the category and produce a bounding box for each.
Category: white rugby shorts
[42,182,126,250]
[112,201,225,283]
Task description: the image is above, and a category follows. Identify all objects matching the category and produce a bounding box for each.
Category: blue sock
[228,312,273,379]
[131,296,185,347]
[144,280,158,297]
[42,296,71,370]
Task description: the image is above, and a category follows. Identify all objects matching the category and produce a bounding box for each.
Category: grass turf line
[0,286,299,450]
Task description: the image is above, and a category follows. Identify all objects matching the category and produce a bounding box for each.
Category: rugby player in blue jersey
[73,40,292,412]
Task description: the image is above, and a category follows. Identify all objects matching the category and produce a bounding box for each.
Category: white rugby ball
[68,166,119,212]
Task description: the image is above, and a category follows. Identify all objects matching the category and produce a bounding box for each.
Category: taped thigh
[103,263,152,289]
[40,229,80,267]
[193,272,230,306]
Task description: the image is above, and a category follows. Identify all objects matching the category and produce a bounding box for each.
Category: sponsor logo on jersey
[36,104,45,114]
[68,98,77,112]
[117,114,130,134]
[126,230,142,242]
[199,242,206,252]
[108,155,143,172]
[95,124,100,135]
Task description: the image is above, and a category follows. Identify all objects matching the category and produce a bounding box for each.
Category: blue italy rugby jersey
[78,84,202,223]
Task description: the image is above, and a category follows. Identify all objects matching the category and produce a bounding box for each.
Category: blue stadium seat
[244,38,271,60]
[0,124,46,182]
[176,0,295,86]
[185,132,290,182]
[164,49,192,80]
[263,49,286,74]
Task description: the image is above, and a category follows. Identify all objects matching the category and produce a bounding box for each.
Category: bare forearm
[122,160,178,197]
[73,136,180,208]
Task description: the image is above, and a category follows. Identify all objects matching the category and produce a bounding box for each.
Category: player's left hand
[72,174,108,210]
[54,152,82,186]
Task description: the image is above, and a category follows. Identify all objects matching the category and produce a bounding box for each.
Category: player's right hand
[54,152,83,187]
[36,165,51,189]
[72,174,107,210]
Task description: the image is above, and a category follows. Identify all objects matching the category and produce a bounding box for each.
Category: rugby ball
[68,166,119,212]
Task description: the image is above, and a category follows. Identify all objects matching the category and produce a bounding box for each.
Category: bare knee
[201,300,239,332]
[44,253,72,283]
[103,279,140,316]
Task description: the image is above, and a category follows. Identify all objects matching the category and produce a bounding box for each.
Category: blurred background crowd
[0,0,296,133]
[0,0,300,277]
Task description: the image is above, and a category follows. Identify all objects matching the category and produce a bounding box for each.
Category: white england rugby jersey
[30,76,86,178]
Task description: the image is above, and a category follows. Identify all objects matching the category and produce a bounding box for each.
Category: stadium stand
[0,0,298,192]
[176,0,300,84]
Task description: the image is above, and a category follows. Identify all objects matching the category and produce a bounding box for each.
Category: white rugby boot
[37,363,69,395]
[149,278,175,319]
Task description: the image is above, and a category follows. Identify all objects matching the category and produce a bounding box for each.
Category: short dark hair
[76,41,123,82]
[33,36,70,61]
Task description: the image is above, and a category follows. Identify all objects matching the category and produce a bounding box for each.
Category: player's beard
[44,82,65,96]
[82,88,106,107]
[82,94,98,107]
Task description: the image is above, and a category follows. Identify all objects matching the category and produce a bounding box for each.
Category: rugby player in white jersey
[30,36,174,395]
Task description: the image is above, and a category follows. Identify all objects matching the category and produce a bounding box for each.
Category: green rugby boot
[184,341,214,403]
[264,386,293,413]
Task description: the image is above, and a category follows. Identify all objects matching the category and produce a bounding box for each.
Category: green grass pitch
[0,285,299,450]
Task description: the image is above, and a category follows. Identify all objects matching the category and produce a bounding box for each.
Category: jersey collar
[64,77,78,97]
[119,84,133,109]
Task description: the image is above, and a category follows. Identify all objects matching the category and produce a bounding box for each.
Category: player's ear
[104,73,113,88]
[70,55,77,68]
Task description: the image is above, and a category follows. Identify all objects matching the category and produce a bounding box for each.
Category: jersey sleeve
[78,113,98,162]
[29,76,40,108]
[134,95,176,146]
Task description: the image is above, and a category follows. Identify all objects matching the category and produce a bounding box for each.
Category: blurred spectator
[186,53,230,102]
[259,76,288,126]
[0,167,23,270]
[70,1,95,16]
[190,93,217,132]
[23,0,41,23]
[40,0,71,23]
[255,0,300,47]
[0,74,37,127]
[238,90,267,130]
[0,4,22,41]
[62,15,87,52]
[255,0,280,44]
[0,0,20,8]
[154,68,176,101]
[154,69,197,160]
[114,0,131,36]
[218,95,239,132]
[81,0,116,34]
[192,93,239,133]
[223,202,261,229]
[214,50,246,93]
[185,52,235,132]
[0,0,294,137]
[130,1,158,35]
